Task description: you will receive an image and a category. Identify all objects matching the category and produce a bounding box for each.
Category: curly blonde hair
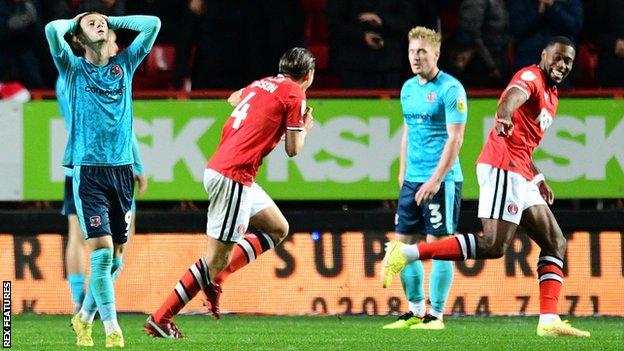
[407,27,441,50]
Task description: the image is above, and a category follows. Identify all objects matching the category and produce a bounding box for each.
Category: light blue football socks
[429,260,454,318]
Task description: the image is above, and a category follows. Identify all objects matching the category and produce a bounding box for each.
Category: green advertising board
[19,98,624,200]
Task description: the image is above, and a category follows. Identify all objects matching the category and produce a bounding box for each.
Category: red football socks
[214,233,275,285]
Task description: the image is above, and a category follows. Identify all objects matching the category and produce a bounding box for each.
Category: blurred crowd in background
[0,0,622,92]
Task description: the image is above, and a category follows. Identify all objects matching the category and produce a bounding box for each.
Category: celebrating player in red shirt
[145,48,315,338]
[381,37,591,337]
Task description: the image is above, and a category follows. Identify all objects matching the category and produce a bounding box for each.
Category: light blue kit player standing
[56,40,148,315]
[45,12,159,347]
[383,27,467,331]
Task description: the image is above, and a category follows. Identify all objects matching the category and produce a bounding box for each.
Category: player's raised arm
[107,15,160,70]
[495,87,529,137]
[45,15,85,73]
[45,19,76,55]
[108,15,161,51]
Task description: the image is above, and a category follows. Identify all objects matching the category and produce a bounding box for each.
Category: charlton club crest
[111,64,123,78]
[507,203,519,215]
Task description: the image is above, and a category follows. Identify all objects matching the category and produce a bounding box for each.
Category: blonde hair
[408,26,441,50]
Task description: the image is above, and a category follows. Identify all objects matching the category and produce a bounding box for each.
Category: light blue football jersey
[400,71,467,182]
[56,75,145,176]
[46,16,160,168]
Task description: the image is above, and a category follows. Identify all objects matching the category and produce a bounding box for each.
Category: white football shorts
[203,168,274,242]
[477,163,547,225]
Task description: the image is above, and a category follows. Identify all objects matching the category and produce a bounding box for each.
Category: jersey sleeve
[44,19,79,77]
[443,85,468,125]
[505,68,541,100]
[108,15,161,73]
[285,88,306,132]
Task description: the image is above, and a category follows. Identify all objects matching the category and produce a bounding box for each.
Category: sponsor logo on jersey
[507,203,518,215]
[456,96,467,113]
[89,215,102,227]
[84,85,125,96]
[404,113,434,123]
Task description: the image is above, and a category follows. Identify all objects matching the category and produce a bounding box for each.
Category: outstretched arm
[495,87,530,137]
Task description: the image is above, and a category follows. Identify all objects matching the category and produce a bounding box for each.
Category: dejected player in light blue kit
[383,26,467,331]
[46,11,159,348]
[56,29,148,319]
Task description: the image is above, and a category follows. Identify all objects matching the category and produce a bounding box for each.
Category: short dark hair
[278,47,315,80]
[546,36,575,51]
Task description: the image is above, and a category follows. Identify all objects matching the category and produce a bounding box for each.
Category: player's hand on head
[495,118,514,137]
[135,174,148,196]
[537,180,554,205]
[73,12,88,23]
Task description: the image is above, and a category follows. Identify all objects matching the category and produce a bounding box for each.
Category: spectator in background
[0,80,30,102]
[508,0,582,78]
[586,0,624,87]
[247,0,305,81]
[126,0,181,44]
[187,0,305,90]
[184,0,249,89]
[78,0,125,16]
[444,0,509,88]
[328,0,428,89]
[0,0,44,88]
[171,0,204,89]
[40,0,72,24]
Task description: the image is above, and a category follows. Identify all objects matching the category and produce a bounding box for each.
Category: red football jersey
[477,65,559,180]
[207,75,307,185]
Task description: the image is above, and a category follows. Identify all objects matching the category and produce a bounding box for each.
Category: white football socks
[409,300,426,317]
[401,244,420,261]
[539,314,561,325]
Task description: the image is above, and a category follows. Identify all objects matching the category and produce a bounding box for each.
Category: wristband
[532,173,545,185]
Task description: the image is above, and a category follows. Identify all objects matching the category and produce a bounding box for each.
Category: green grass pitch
[11,314,624,350]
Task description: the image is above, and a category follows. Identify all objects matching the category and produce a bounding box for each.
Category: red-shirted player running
[145,48,315,338]
[381,37,590,337]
